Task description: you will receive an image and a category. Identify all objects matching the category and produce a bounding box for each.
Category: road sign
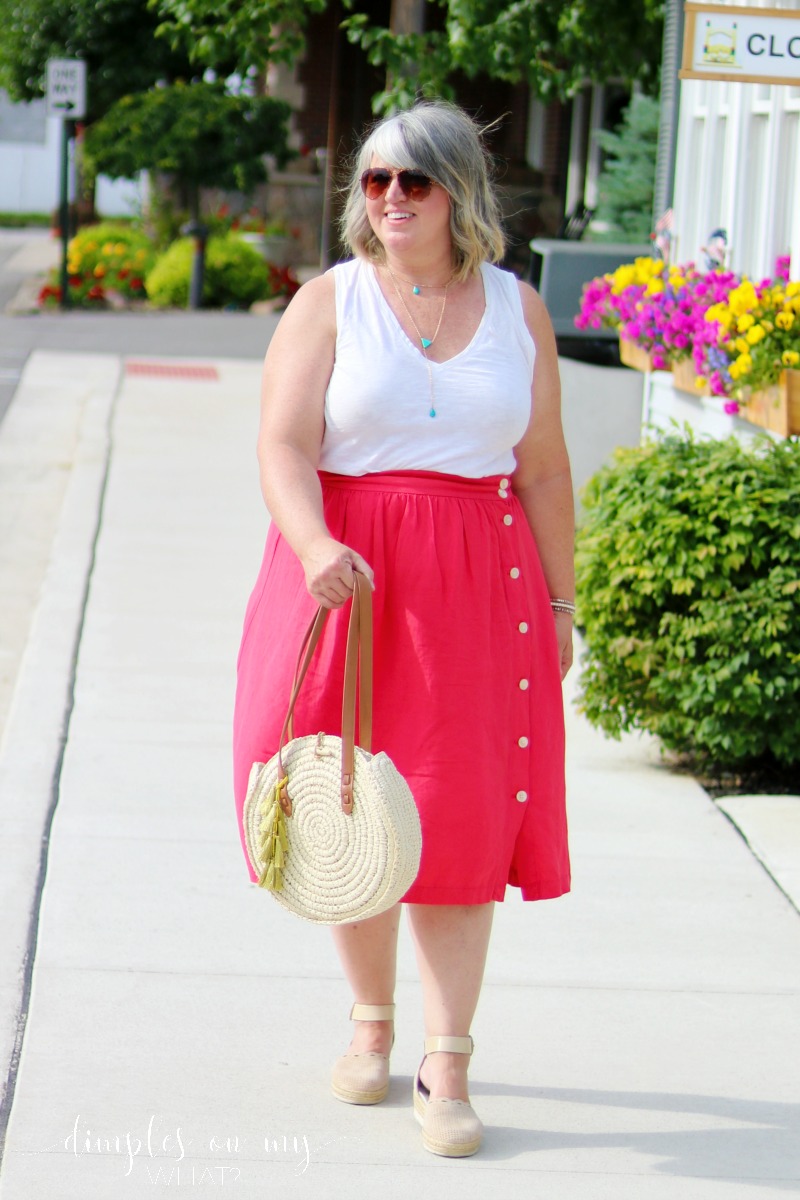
[46,58,87,120]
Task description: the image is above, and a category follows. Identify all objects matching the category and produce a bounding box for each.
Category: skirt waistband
[319,470,509,499]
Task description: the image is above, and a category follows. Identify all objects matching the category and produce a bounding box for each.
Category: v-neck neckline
[367,262,490,367]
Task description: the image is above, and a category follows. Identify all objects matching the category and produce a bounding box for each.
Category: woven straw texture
[243,734,422,925]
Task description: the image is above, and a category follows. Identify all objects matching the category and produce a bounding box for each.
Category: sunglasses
[360,168,434,202]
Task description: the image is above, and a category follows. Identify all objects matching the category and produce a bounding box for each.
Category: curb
[0,354,120,1135]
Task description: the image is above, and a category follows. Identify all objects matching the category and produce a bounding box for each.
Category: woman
[233,100,573,1159]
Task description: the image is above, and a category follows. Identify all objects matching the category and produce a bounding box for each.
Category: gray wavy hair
[339,101,506,283]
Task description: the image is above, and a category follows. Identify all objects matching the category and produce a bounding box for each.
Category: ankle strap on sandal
[423,1035,474,1056]
[350,1003,395,1021]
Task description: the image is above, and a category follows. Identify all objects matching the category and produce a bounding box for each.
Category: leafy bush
[145,233,296,309]
[38,222,156,308]
[575,432,800,769]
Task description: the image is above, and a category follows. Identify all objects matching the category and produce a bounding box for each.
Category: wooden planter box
[672,358,706,396]
[619,337,661,373]
[741,370,800,437]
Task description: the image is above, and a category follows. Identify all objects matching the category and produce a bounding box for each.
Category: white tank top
[319,258,535,477]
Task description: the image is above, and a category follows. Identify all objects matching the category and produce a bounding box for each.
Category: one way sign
[46,59,87,120]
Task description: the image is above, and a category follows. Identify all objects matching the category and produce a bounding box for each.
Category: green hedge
[575,432,800,769]
[145,233,275,309]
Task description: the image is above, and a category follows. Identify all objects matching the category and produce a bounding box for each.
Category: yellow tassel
[256,776,290,891]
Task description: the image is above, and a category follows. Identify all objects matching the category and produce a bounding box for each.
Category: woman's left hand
[554,612,574,680]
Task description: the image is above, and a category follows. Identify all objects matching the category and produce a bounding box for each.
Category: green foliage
[575,432,800,769]
[0,212,52,227]
[344,0,664,111]
[153,0,664,112]
[38,221,156,308]
[145,233,277,308]
[0,0,192,120]
[591,94,660,241]
[153,0,327,75]
[84,82,291,203]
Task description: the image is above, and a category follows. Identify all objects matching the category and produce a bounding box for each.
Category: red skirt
[233,471,570,904]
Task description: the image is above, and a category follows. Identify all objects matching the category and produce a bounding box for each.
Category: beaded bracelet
[550,597,576,616]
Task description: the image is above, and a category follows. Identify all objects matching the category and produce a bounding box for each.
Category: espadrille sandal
[331,1003,395,1105]
[413,1035,483,1158]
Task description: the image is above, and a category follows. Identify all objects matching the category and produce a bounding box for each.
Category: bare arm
[513,281,575,679]
[257,273,373,608]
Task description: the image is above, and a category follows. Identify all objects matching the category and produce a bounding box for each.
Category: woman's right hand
[301,537,375,609]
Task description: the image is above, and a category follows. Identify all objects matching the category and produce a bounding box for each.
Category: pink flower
[723,400,739,415]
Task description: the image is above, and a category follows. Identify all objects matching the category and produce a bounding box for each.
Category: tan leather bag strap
[278,571,373,815]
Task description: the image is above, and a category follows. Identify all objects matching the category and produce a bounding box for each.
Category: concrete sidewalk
[0,350,798,1199]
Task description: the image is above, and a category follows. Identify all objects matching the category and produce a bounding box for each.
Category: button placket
[499,477,531,804]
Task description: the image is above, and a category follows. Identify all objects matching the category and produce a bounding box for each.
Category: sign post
[46,59,87,311]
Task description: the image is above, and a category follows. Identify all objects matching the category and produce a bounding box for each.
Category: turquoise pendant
[430,407,436,417]
[413,286,420,295]
[421,337,432,349]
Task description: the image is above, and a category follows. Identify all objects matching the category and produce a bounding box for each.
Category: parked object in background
[530,239,652,364]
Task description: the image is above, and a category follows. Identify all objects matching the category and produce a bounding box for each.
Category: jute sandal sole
[331,1003,395,1106]
[413,1035,483,1158]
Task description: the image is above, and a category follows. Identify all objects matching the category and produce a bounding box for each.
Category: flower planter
[741,370,800,437]
[619,338,660,373]
[672,358,706,396]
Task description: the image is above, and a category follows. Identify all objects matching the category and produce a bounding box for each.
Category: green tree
[0,0,194,121]
[151,0,327,77]
[84,81,292,217]
[591,93,661,241]
[153,0,664,111]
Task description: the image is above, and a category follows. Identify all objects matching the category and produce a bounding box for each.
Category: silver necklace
[387,267,451,418]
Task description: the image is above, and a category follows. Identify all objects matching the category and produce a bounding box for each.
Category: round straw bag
[242,573,422,925]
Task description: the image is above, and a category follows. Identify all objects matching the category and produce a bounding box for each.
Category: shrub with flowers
[576,253,799,413]
[38,222,156,309]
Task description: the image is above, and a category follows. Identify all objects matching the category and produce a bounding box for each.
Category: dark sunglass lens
[361,170,392,199]
[399,171,433,199]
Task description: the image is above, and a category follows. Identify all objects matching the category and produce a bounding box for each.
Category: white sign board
[681,4,800,87]
[46,58,87,119]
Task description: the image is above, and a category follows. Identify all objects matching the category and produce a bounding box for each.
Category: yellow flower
[114,242,126,255]
[102,242,114,255]
[94,264,106,278]
[136,248,147,261]
[610,265,636,292]
[735,337,750,355]
[645,278,664,296]
[745,324,766,345]
[85,240,97,251]
[786,281,800,298]
[776,311,795,331]
[728,280,758,316]
[736,353,753,374]
[705,303,733,330]
[737,313,755,332]
[782,350,800,367]
[761,320,774,333]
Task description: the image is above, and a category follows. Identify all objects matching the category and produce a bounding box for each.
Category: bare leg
[331,904,400,1055]
[406,903,494,1101]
